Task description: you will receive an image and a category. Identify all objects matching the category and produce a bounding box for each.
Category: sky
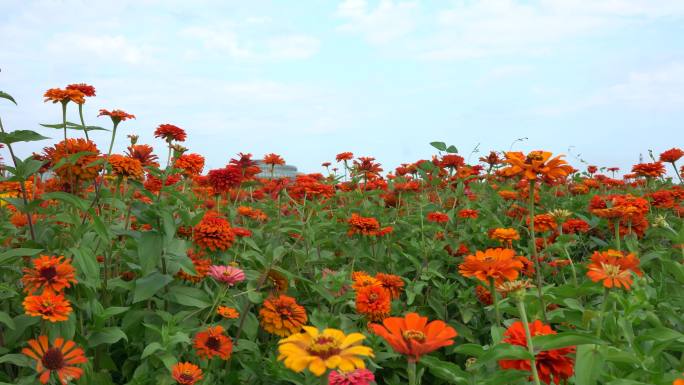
[1,0,683,174]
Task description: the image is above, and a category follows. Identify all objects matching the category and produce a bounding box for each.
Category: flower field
[1,85,684,385]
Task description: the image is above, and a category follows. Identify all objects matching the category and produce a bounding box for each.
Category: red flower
[66,83,96,97]
[98,109,136,122]
[207,166,243,194]
[154,124,187,142]
[426,211,449,223]
[499,320,575,384]
[263,153,285,166]
[336,152,353,162]
[659,148,684,163]
[632,162,665,178]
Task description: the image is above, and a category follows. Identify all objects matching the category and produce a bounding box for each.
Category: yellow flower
[277,326,373,377]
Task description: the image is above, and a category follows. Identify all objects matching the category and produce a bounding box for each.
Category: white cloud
[180,25,252,59]
[46,34,150,65]
[266,35,320,60]
[337,0,419,44]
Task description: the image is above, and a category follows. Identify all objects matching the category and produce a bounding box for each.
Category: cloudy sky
[1,0,683,174]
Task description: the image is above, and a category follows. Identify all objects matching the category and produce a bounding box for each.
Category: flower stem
[516,299,542,385]
[595,287,610,338]
[407,360,418,385]
[490,279,501,327]
[614,221,621,251]
[78,104,89,142]
[527,180,548,322]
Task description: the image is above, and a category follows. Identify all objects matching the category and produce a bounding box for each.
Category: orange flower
[217,306,240,319]
[260,295,308,337]
[490,228,520,244]
[108,154,144,179]
[586,249,642,290]
[527,214,557,233]
[458,248,524,284]
[126,144,159,167]
[426,211,449,223]
[193,214,235,251]
[193,325,233,360]
[336,152,354,162]
[23,290,72,322]
[458,209,478,218]
[375,273,404,299]
[369,312,457,362]
[660,148,684,163]
[172,362,203,385]
[66,83,96,97]
[98,109,136,122]
[352,271,381,291]
[44,88,85,104]
[355,285,391,322]
[22,336,87,384]
[347,213,380,236]
[22,255,77,294]
[44,139,102,183]
[155,123,187,142]
[174,153,205,176]
[263,153,286,166]
[502,151,574,182]
[632,162,665,178]
[176,250,211,283]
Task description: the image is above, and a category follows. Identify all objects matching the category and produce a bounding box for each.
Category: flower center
[40,266,58,282]
[41,348,65,370]
[402,329,426,343]
[205,336,221,351]
[179,373,195,383]
[600,263,623,278]
[526,152,544,163]
[369,293,378,301]
[308,336,341,359]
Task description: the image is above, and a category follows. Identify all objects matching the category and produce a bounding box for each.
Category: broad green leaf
[0,91,17,105]
[166,285,211,308]
[141,342,164,359]
[574,344,604,385]
[430,141,447,151]
[88,327,128,347]
[138,232,163,275]
[532,332,606,351]
[42,192,89,211]
[0,248,42,265]
[0,354,31,367]
[420,356,470,384]
[133,272,173,303]
[477,343,532,366]
[0,311,15,329]
[0,130,49,145]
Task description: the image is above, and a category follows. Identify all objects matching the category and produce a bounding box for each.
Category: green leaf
[99,307,130,320]
[0,130,49,145]
[133,272,173,303]
[430,141,447,151]
[138,232,163,275]
[532,332,606,351]
[420,356,470,384]
[574,344,604,385]
[0,311,16,329]
[0,248,42,265]
[0,91,17,105]
[88,327,128,347]
[69,247,100,289]
[637,327,684,343]
[0,354,31,367]
[477,343,533,367]
[452,343,484,357]
[42,192,89,211]
[166,285,211,309]
[446,145,458,153]
[141,342,164,359]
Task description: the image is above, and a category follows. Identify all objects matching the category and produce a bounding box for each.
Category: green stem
[61,101,68,142]
[78,104,89,142]
[527,180,548,322]
[407,360,418,385]
[517,299,542,385]
[490,279,501,327]
[614,221,621,251]
[596,287,610,339]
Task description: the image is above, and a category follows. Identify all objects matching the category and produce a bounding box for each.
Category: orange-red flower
[632,162,665,178]
[375,273,404,299]
[44,88,85,104]
[44,139,102,183]
[502,151,573,182]
[98,109,136,122]
[527,214,557,233]
[23,290,72,322]
[193,325,233,360]
[155,123,187,142]
[347,213,386,236]
[22,336,87,384]
[66,83,96,97]
[352,271,381,291]
[22,255,77,294]
[108,154,144,179]
[336,152,354,162]
[172,362,203,385]
[193,214,235,251]
[217,306,240,319]
[426,211,449,223]
[660,148,684,163]
[586,249,642,290]
[207,166,243,194]
[263,153,286,166]
[458,248,524,284]
[369,312,457,362]
[355,285,391,322]
[489,228,520,244]
[458,209,478,218]
[174,153,205,176]
[125,144,159,167]
[260,295,308,337]
[499,320,575,385]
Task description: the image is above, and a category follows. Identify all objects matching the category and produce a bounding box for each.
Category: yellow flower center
[308,336,341,359]
[600,263,623,278]
[402,330,426,342]
[526,151,544,163]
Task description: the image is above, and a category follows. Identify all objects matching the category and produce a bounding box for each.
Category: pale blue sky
[1,0,683,174]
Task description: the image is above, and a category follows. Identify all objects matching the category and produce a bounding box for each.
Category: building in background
[254,160,299,179]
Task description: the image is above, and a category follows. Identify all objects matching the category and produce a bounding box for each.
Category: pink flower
[328,369,375,385]
[207,265,245,286]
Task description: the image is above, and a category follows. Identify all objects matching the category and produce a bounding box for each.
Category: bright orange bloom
[355,285,391,322]
[126,144,159,167]
[108,154,144,179]
[352,271,381,291]
[490,228,520,244]
[498,190,519,200]
[660,148,684,163]
[499,320,575,385]
[23,290,72,322]
[632,162,666,178]
[259,295,308,337]
[22,336,87,384]
[193,325,233,360]
[674,378,684,385]
[502,151,574,182]
[217,306,240,319]
[458,209,478,218]
[263,153,286,166]
[44,139,102,183]
[527,214,557,233]
[172,362,203,385]
[586,249,642,290]
[174,153,205,176]
[22,255,77,294]
[336,152,354,162]
[44,88,85,104]
[98,109,136,122]
[426,211,449,223]
[66,83,96,97]
[375,273,404,299]
[155,123,187,142]
[458,248,524,284]
[347,213,380,236]
[176,250,211,283]
[369,312,457,362]
[193,214,235,251]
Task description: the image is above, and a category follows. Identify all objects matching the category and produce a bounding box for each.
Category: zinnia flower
[632,162,665,178]
[207,265,245,285]
[328,368,375,385]
[193,215,235,251]
[260,295,308,337]
[586,249,642,290]
[458,248,524,284]
[217,306,240,319]
[502,151,574,182]
[369,312,457,362]
[174,153,205,176]
[336,152,354,162]
[44,139,102,183]
[207,166,243,194]
[44,88,85,104]
[66,83,96,97]
[126,144,159,167]
[355,285,391,322]
[22,335,87,384]
[375,273,404,299]
[193,325,233,360]
[660,148,684,163]
[263,153,285,166]
[172,362,203,385]
[108,154,144,179]
[490,228,520,244]
[98,109,136,123]
[347,213,381,236]
[426,211,449,223]
[23,290,73,322]
[155,123,187,142]
[22,255,77,294]
[499,320,575,385]
[278,327,373,376]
